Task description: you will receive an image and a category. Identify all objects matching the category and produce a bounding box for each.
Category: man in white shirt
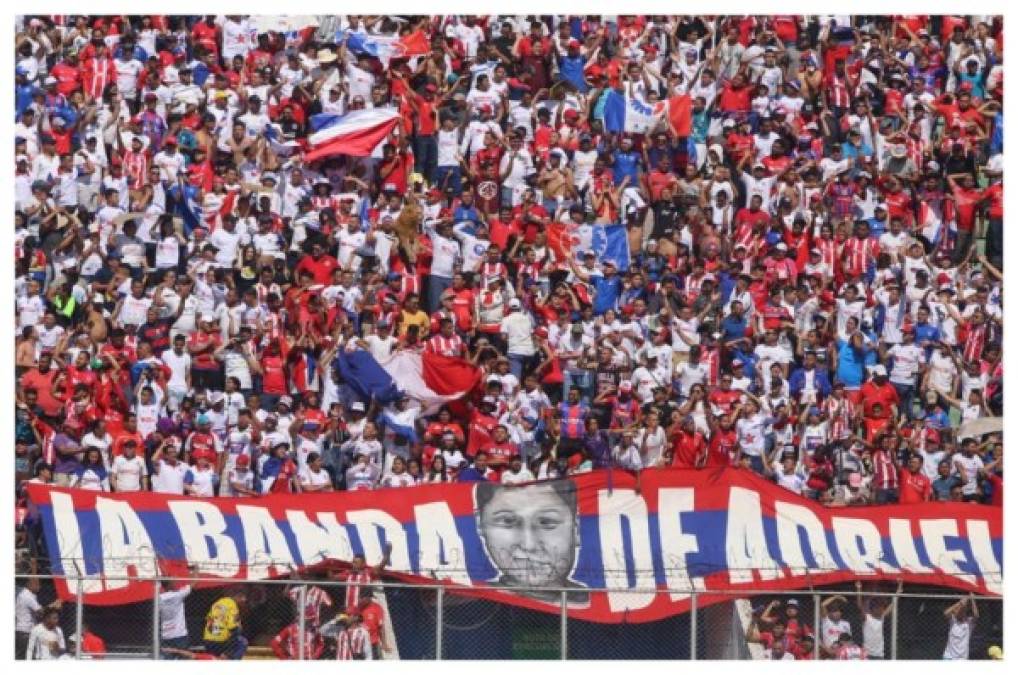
[500,299,536,379]
[26,609,65,660]
[111,442,148,492]
[158,577,193,651]
[17,579,60,659]
[151,445,189,495]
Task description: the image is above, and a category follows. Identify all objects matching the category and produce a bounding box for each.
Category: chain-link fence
[14,573,1002,660]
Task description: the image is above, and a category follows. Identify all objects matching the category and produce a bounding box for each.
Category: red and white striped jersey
[286,585,334,626]
[340,569,375,611]
[478,261,508,285]
[270,623,324,660]
[962,322,986,363]
[823,396,856,439]
[841,236,879,277]
[826,73,852,109]
[814,237,838,276]
[336,625,372,660]
[122,150,149,191]
[871,449,899,490]
[426,333,464,357]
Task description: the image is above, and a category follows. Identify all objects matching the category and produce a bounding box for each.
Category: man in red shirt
[18,353,63,421]
[294,241,340,285]
[50,50,82,97]
[899,454,932,503]
[982,161,1003,269]
[356,590,389,660]
[859,366,899,419]
[671,416,708,468]
[947,172,982,263]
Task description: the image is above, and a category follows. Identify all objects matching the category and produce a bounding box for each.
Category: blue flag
[603,90,626,133]
[572,223,632,272]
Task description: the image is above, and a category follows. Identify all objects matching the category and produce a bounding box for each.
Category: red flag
[420,351,482,396]
[667,94,693,137]
[546,221,571,262]
[395,30,431,59]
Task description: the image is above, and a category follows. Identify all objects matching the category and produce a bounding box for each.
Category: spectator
[15,578,61,659]
[202,589,248,660]
[943,596,979,660]
[26,608,66,660]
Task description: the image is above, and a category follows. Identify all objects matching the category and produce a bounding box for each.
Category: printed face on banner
[476,481,588,604]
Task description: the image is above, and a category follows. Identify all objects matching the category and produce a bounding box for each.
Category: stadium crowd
[13,13,1005,659]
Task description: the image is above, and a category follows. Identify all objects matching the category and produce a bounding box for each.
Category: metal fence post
[434,586,443,660]
[559,590,568,660]
[152,578,161,659]
[690,592,698,660]
[74,575,84,659]
[813,593,820,660]
[890,595,899,660]
[297,584,307,661]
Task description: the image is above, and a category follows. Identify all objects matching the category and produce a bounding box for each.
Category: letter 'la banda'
[26,467,1000,623]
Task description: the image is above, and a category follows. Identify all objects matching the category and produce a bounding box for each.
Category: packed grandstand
[14,13,1003,661]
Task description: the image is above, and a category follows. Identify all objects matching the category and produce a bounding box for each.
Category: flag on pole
[304,108,401,162]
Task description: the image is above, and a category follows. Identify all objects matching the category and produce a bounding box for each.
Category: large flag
[304,108,401,161]
[336,348,481,414]
[547,222,632,272]
[345,30,430,67]
[27,468,1001,620]
[665,93,693,137]
[575,223,632,272]
[603,91,664,135]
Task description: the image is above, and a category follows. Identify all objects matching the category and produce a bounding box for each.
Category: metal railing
[14,573,1002,660]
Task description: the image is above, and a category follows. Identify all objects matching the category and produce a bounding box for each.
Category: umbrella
[957,417,1002,440]
[250,16,320,34]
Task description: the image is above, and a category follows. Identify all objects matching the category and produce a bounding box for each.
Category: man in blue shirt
[557,39,589,93]
[866,204,889,239]
[611,135,641,185]
[457,451,491,482]
[574,259,622,316]
[912,305,942,358]
[15,71,36,120]
[452,190,482,228]
[720,300,749,344]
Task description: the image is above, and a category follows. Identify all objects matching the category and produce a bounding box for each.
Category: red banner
[26,468,1001,622]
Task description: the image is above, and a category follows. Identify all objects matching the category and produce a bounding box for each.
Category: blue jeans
[434,165,461,194]
[413,134,438,183]
[162,635,190,659]
[427,275,453,313]
[508,353,532,381]
[205,635,248,660]
[875,488,899,505]
[893,382,915,419]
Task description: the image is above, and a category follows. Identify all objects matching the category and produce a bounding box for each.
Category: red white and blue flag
[304,108,402,162]
[343,30,431,67]
[336,348,482,415]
